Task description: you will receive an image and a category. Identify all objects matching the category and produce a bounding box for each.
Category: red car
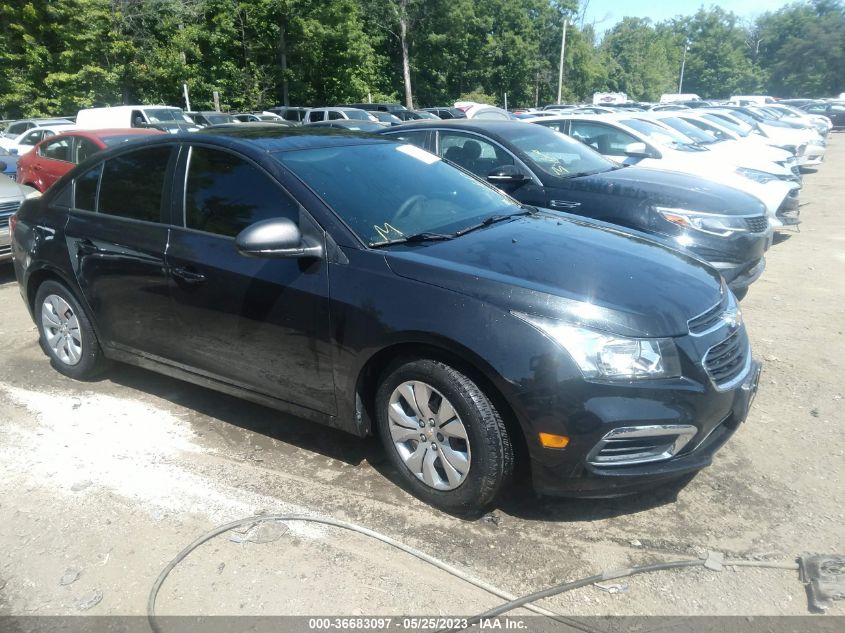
[16,128,164,192]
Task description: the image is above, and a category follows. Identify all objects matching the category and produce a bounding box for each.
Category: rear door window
[183,146,300,237]
[38,137,73,162]
[308,111,324,122]
[75,138,100,163]
[74,164,102,211]
[437,131,514,178]
[21,130,45,146]
[568,121,637,154]
[97,146,172,222]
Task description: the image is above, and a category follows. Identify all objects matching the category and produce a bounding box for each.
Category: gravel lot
[0,136,843,621]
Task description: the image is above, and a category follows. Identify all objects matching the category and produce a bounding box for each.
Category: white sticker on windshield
[396,144,440,164]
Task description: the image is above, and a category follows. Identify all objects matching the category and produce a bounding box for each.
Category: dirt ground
[0,136,843,624]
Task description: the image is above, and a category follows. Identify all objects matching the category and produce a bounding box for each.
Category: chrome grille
[744,216,769,233]
[587,425,697,467]
[687,295,727,336]
[0,200,21,215]
[704,330,748,388]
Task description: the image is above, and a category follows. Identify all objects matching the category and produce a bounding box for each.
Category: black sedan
[802,101,845,129]
[10,128,760,512]
[382,120,771,297]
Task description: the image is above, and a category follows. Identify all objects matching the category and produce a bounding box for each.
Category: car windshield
[728,109,763,124]
[206,114,236,124]
[656,117,718,144]
[621,118,699,150]
[145,109,188,124]
[345,110,370,121]
[702,113,751,136]
[506,124,614,178]
[681,116,732,140]
[275,142,520,245]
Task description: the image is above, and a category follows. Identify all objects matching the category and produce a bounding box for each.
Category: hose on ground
[147,513,799,633]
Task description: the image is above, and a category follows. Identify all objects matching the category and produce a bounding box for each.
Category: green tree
[668,7,762,98]
[755,0,845,97]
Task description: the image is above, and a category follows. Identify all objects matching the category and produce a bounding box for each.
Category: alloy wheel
[387,380,471,490]
[40,294,83,366]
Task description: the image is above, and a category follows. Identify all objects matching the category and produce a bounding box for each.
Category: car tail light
[9,213,17,236]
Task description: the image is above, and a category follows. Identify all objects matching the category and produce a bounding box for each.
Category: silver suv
[302,107,376,124]
[0,175,36,261]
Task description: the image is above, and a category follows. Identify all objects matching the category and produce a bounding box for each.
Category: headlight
[512,312,682,381]
[736,167,779,184]
[655,206,750,237]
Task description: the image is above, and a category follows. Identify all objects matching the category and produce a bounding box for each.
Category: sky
[581,0,794,34]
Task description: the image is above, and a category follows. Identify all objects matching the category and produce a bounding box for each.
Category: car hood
[0,173,34,201]
[565,166,765,215]
[384,211,723,338]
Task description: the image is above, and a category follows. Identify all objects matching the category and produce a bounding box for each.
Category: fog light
[539,432,570,449]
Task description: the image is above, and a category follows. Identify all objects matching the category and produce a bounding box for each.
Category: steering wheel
[392,194,427,223]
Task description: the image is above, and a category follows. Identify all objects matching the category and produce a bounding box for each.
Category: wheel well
[356,342,531,482]
[26,268,69,312]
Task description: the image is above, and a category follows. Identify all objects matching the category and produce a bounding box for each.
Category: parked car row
[2,93,830,512]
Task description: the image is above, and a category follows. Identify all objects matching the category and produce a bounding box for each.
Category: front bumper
[531,359,761,497]
[798,143,826,167]
[714,257,766,291]
[0,215,12,261]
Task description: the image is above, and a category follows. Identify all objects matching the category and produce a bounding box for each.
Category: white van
[729,95,775,106]
[76,105,198,133]
[659,93,701,103]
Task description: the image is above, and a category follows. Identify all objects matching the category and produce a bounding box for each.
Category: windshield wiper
[369,232,453,248]
[454,209,532,237]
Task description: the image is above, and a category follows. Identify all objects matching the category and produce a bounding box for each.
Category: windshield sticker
[396,144,440,164]
[373,223,404,241]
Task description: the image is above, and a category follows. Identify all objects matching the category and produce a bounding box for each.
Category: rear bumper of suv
[531,359,761,497]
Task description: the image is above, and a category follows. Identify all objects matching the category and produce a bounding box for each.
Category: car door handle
[77,238,99,254]
[170,266,206,285]
[550,200,581,209]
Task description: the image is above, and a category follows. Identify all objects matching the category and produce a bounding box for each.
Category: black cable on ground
[147,513,797,633]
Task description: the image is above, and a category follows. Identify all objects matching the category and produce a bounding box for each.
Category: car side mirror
[235,217,323,259]
[623,142,652,158]
[487,164,528,186]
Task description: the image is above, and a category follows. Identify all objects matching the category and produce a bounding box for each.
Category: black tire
[732,286,749,301]
[375,358,513,513]
[34,280,107,380]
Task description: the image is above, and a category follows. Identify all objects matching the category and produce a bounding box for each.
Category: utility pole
[678,41,690,93]
[557,19,568,104]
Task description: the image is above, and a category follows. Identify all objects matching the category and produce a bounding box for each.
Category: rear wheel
[35,280,106,380]
[375,358,513,513]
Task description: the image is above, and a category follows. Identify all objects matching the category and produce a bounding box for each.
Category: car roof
[194,124,391,151]
[21,124,79,135]
[50,128,165,140]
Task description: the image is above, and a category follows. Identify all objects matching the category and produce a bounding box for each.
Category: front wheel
[35,280,107,380]
[375,358,513,513]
